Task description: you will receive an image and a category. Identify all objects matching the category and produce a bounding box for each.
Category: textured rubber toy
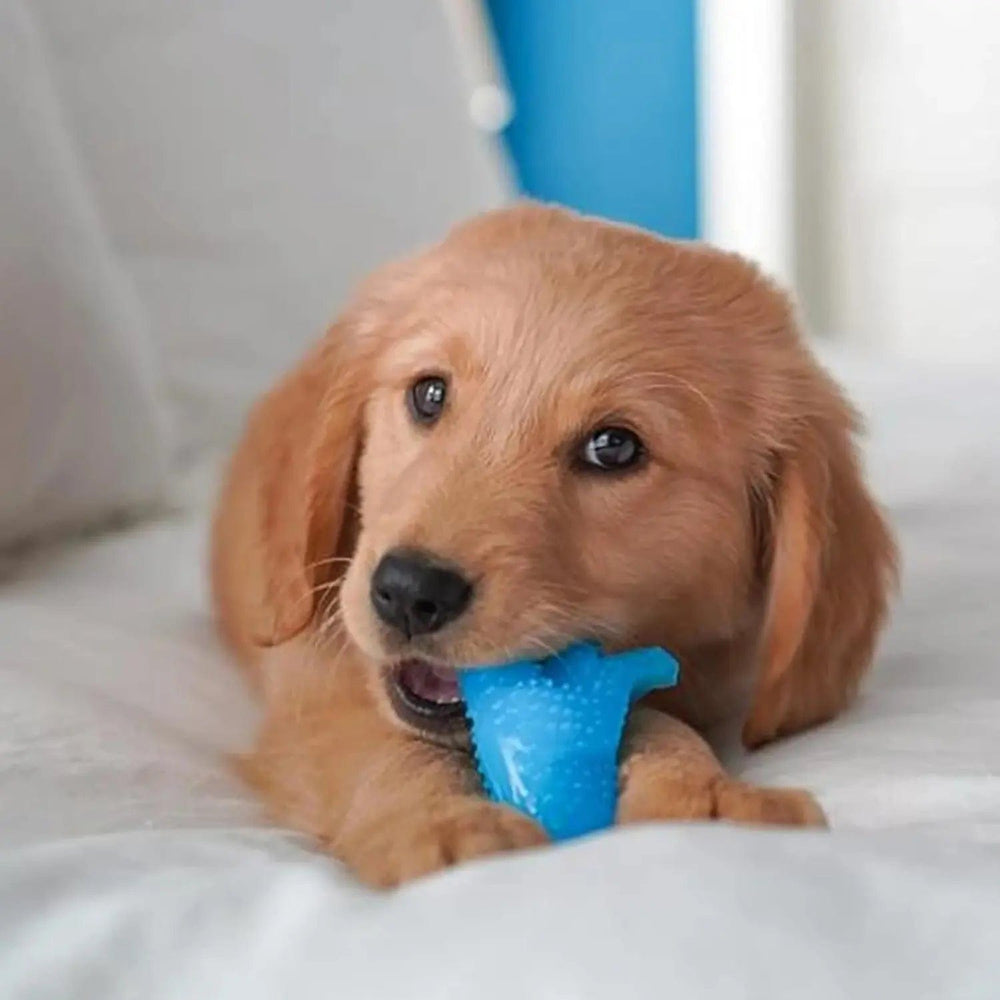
[458,643,680,841]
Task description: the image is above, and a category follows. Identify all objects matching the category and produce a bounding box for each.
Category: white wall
[795,0,1000,361]
[699,0,793,288]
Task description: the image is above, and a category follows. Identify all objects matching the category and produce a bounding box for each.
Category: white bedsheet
[1,353,999,999]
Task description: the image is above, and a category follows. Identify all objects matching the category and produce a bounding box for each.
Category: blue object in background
[458,642,680,841]
[486,0,699,238]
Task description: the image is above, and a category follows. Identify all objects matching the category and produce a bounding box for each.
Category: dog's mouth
[387,658,468,742]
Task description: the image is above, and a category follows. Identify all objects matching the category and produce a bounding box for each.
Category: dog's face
[219,205,894,749]
[335,211,782,738]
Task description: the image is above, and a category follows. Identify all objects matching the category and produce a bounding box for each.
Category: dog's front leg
[241,652,547,888]
[617,707,827,828]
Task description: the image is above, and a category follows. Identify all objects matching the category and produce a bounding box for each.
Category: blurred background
[3,0,999,486]
[489,0,1000,364]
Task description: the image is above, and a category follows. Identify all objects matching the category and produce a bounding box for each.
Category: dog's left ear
[212,315,374,653]
[742,401,898,748]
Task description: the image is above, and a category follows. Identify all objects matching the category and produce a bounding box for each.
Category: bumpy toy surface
[458,643,679,841]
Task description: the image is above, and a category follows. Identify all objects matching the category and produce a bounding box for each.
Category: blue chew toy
[457,642,679,841]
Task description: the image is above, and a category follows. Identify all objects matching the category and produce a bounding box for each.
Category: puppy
[212,204,897,887]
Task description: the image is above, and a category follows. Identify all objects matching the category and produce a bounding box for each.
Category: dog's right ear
[212,318,372,653]
[742,404,898,748]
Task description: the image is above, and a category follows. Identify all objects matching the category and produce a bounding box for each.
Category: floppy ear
[212,320,371,653]
[742,409,898,748]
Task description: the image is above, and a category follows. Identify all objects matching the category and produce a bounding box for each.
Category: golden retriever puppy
[212,204,897,887]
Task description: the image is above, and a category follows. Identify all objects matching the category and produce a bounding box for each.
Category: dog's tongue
[399,659,461,704]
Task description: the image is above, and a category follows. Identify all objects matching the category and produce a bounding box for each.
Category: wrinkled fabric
[0,0,168,548]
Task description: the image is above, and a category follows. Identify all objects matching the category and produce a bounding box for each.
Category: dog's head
[220,205,896,747]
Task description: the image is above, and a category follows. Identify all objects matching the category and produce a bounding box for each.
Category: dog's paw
[342,798,548,889]
[618,764,827,830]
[712,780,827,828]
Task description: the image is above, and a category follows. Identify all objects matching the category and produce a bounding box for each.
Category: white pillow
[0,0,168,548]
[32,0,512,457]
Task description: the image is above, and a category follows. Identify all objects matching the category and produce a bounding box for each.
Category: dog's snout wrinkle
[370,548,473,638]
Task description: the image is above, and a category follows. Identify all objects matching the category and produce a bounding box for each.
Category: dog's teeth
[397,659,461,705]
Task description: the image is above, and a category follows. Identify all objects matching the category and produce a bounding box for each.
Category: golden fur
[212,204,897,887]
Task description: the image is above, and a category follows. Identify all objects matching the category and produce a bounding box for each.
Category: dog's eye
[578,427,644,471]
[408,376,447,425]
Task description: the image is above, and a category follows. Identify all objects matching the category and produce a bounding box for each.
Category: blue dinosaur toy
[458,642,679,841]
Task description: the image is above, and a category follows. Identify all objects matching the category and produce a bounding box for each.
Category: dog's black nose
[370,549,473,638]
